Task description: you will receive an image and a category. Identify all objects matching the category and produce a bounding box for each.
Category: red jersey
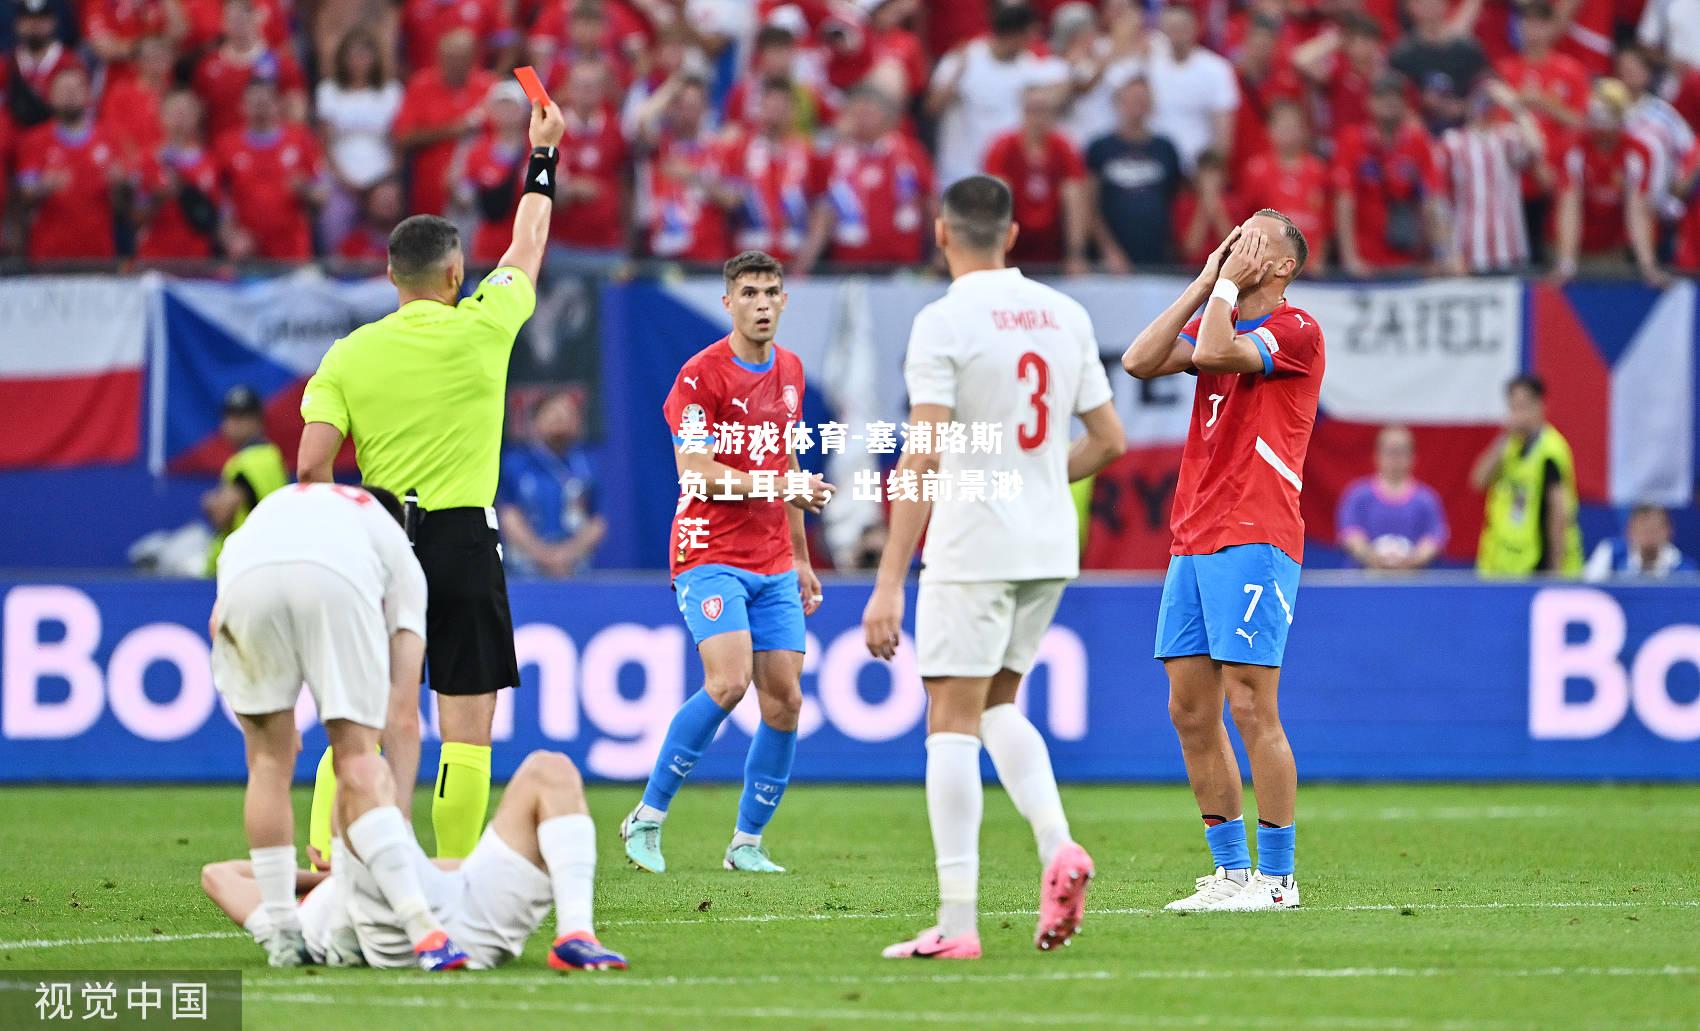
[16,122,121,260]
[394,67,495,216]
[1321,56,1380,141]
[821,130,933,265]
[402,0,513,73]
[1173,301,1325,562]
[1237,151,1332,253]
[982,129,1086,265]
[98,76,164,161]
[1331,121,1439,268]
[1497,50,1588,197]
[1565,133,1651,255]
[460,136,525,262]
[1556,0,1615,75]
[137,145,221,259]
[82,0,169,87]
[193,47,308,141]
[179,0,289,51]
[1171,187,1242,267]
[1232,65,1308,170]
[552,110,627,249]
[663,337,807,577]
[646,129,730,262]
[530,0,651,55]
[720,128,825,263]
[216,125,322,260]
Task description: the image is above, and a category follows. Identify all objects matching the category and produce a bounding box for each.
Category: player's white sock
[242,906,276,943]
[346,806,440,945]
[537,813,596,938]
[249,846,301,932]
[729,830,762,850]
[980,704,1073,865]
[926,732,982,939]
[329,836,356,920]
[634,803,667,824]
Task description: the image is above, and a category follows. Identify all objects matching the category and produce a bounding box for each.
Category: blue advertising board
[1,577,1695,782]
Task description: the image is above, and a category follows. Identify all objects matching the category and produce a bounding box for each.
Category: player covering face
[621,250,834,875]
[861,175,1128,959]
[1122,211,1326,912]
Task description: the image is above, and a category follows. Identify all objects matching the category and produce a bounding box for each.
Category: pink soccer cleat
[881,927,982,960]
[1035,841,1095,951]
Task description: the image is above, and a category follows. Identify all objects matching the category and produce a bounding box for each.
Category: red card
[513,66,549,105]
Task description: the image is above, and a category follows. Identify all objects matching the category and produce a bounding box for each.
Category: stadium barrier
[2,576,1695,783]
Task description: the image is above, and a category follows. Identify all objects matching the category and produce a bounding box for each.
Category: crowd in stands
[4,0,1700,278]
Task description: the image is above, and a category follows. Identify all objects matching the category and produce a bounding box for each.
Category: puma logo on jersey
[1235,628,1259,645]
[683,376,699,389]
[729,397,750,413]
[1293,314,1308,329]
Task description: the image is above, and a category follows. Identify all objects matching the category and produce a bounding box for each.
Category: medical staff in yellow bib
[203,385,290,576]
[1472,375,1584,576]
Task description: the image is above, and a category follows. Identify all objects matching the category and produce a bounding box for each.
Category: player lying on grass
[210,483,462,969]
[1122,212,1325,912]
[201,749,628,972]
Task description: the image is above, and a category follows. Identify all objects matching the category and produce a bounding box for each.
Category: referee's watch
[525,147,559,200]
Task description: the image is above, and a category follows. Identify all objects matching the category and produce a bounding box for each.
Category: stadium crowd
[2,0,1700,278]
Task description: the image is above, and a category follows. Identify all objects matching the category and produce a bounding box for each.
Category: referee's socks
[433,742,492,859]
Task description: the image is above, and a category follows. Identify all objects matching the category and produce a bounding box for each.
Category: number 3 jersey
[904,267,1114,583]
[1173,300,1325,563]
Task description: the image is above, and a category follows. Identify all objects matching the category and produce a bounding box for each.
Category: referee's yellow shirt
[300,267,536,510]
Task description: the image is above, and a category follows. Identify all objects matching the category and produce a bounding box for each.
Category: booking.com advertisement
[1,578,1695,783]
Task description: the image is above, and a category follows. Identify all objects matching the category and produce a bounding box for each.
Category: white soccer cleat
[1163,867,1251,912]
[1214,872,1300,911]
[262,926,310,967]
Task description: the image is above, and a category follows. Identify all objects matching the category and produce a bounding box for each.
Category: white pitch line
[237,986,1697,1031]
[4,899,1697,953]
[241,964,1700,992]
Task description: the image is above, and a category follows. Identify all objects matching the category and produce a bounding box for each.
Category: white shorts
[339,827,552,970]
[211,562,389,728]
[914,579,1068,679]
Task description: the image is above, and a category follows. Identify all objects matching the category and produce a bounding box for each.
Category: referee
[296,95,567,860]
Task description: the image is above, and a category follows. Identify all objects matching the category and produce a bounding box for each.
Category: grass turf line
[1,783,1696,1030]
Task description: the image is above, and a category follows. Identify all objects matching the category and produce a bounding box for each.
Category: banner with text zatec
[2,578,1695,783]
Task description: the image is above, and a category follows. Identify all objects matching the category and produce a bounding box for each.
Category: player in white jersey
[211,482,466,970]
[861,175,1128,959]
[201,749,628,972]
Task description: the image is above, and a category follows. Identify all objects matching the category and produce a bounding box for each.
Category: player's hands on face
[797,562,824,616]
[530,99,567,149]
[1221,228,1273,290]
[787,473,836,515]
[1196,228,1241,286]
[862,585,904,660]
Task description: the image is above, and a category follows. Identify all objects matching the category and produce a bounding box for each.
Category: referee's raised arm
[293,89,568,865]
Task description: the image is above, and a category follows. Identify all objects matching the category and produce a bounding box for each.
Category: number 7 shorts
[1154,543,1300,668]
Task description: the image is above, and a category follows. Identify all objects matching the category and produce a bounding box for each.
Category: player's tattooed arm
[1122,230,1240,378]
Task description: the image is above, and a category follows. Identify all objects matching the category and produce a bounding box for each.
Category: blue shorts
[673,563,805,653]
[1155,543,1301,668]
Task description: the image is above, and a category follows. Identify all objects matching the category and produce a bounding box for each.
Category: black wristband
[525,146,558,201]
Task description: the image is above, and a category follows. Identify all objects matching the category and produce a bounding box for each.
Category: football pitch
[2,783,1696,1030]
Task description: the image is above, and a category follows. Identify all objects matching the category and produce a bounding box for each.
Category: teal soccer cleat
[723,843,786,873]
[621,809,666,873]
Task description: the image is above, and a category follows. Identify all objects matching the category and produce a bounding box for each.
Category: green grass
[2,783,1698,1030]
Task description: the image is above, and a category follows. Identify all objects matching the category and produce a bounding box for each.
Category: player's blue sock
[1257,821,1296,878]
[736,722,797,836]
[640,689,732,814]
[1203,815,1252,871]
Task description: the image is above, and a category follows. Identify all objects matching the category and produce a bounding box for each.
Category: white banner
[1286,277,1523,424]
[0,277,147,377]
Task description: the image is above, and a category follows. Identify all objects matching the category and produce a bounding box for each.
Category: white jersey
[904,267,1114,583]
[216,483,426,639]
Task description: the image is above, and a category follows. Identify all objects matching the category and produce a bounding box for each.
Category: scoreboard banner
[2,577,1695,783]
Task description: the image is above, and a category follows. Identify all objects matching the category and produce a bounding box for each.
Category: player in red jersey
[1122,210,1325,913]
[15,65,125,262]
[621,250,834,877]
[135,90,223,260]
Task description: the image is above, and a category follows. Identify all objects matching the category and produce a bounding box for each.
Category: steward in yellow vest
[203,385,290,575]
[1472,375,1584,576]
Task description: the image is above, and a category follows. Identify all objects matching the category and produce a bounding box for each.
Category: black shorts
[414,507,519,696]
